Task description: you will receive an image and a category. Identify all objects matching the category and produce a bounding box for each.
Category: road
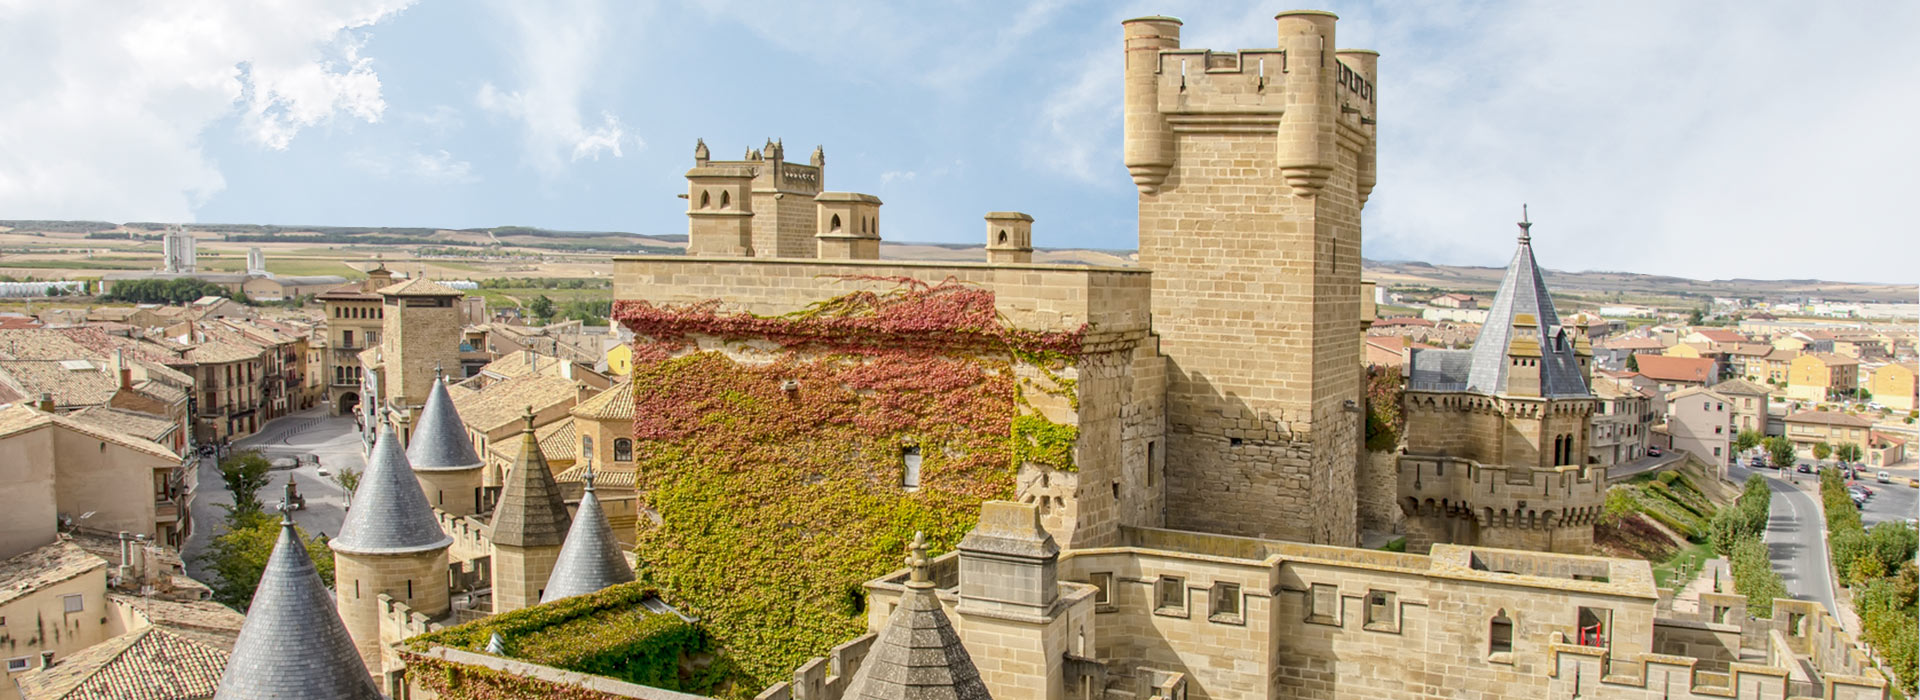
[182,407,368,584]
[1727,461,1839,619]
[1853,471,1917,529]
[1605,451,1686,482]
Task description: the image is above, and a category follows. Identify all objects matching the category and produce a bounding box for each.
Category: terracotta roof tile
[570,379,633,421]
[1630,354,1716,384]
[14,626,228,700]
[1783,410,1874,428]
[450,374,583,434]
[0,540,108,607]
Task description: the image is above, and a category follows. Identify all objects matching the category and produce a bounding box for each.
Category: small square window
[1364,590,1397,631]
[1307,583,1340,625]
[5,657,30,673]
[1209,582,1242,623]
[1089,572,1113,607]
[62,594,82,614]
[1155,576,1186,616]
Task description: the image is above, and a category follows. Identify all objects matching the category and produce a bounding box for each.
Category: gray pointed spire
[1454,210,1588,397]
[840,533,992,700]
[332,420,454,555]
[540,468,634,603]
[486,631,506,655]
[214,489,382,699]
[408,374,483,471]
[489,407,571,548]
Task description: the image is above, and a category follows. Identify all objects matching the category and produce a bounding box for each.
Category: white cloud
[0,0,413,221]
[476,0,635,176]
[879,170,916,185]
[349,147,477,184]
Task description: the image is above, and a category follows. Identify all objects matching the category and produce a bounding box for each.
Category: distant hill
[1,219,1907,303]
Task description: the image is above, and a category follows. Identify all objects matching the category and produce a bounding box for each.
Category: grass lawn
[0,259,146,271]
[1652,540,1716,590]
[428,261,484,272]
[265,259,360,277]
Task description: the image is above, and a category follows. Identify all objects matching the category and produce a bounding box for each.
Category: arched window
[830,214,842,232]
[720,191,730,209]
[998,230,1009,244]
[1490,610,1514,654]
[613,438,633,462]
[699,191,710,208]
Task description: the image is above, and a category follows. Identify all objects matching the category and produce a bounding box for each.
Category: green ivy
[1010,414,1078,472]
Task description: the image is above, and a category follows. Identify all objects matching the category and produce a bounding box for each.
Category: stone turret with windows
[1399,210,1603,554]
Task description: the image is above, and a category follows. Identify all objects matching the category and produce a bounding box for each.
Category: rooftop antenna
[1517,204,1533,245]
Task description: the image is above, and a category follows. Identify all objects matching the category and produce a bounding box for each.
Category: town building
[0,404,191,552]
[1589,376,1652,466]
[1867,362,1917,412]
[1786,352,1860,401]
[1664,387,1735,466]
[317,266,393,416]
[1781,410,1873,459]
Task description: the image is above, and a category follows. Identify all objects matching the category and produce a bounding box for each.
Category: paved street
[182,407,368,584]
[1852,471,1917,529]
[1605,451,1685,482]
[1728,461,1839,619]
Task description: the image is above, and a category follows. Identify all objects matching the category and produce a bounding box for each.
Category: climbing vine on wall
[1365,364,1405,452]
[611,278,1084,686]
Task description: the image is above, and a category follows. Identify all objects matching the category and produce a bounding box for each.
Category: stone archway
[338,392,360,417]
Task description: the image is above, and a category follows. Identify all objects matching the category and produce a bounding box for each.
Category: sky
[1,1,1915,283]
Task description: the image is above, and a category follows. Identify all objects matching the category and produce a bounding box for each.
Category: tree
[527,294,555,321]
[218,451,274,515]
[1835,443,1864,464]
[329,466,362,508]
[1733,429,1763,454]
[1765,436,1796,468]
[1626,354,1640,372]
[1813,441,1832,460]
[196,509,334,611]
[1689,307,1705,326]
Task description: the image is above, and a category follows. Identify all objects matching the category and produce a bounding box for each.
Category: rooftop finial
[278,477,299,525]
[583,464,596,493]
[522,405,536,432]
[1518,203,1533,244]
[905,532,932,588]
[434,364,444,381]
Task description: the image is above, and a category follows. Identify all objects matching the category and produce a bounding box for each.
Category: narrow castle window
[1365,590,1396,629]
[1146,441,1157,487]
[1490,611,1513,654]
[1155,576,1186,614]
[700,191,710,208]
[1210,582,1241,622]
[901,446,922,491]
[830,214,842,232]
[998,230,1009,244]
[1089,572,1112,606]
[720,190,730,208]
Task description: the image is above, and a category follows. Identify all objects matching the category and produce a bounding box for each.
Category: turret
[1274,10,1339,196]
[328,418,452,677]
[842,532,993,699]
[985,211,1034,264]
[814,192,883,260]
[1336,49,1379,205]
[215,485,382,699]
[539,469,635,603]
[408,370,485,516]
[693,137,710,166]
[1121,16,1181,194]
[685,164,755,257]
[489,407,573,612]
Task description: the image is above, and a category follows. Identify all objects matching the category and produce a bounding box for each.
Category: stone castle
[205,9,1893,700]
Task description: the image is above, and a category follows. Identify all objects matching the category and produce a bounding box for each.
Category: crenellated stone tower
[1125,12,1376,545]
[376,277,464,426]
[686,138,825,258]
[1400,211,1602,554]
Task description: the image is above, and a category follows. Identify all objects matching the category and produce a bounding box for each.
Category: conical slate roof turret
[409,371,483,471]
[540,469,635,603]
[840,533,992,700]
[489,408,572,548]
[214,486,382,699]
[332,416,454,555]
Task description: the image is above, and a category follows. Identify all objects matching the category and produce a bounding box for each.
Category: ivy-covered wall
[612,279,1085,686]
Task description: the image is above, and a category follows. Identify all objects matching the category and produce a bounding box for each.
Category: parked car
[1876,471,1892,484]
[1796,463,1813,474]
[1852,494,1866,509]
[1646,446,1663,457]
[1907,478,1918,489]
[317,466,331,478]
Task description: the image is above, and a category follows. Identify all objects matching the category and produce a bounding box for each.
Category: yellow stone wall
[335,549,450,675]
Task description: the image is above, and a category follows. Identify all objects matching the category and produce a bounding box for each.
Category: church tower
[376,277,464,423]
[328,418,452,676]
[489,408,573,612]
[1124,12,1377,545]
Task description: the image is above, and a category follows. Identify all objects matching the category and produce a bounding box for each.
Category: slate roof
[1408,216,1587,397]
[539,472,635,603]
[15,626,228,700]
[488,413,573,549]
[840,534,992,700]
[408,375,483,472]
[330,421,453,555]
[214,508,382,700]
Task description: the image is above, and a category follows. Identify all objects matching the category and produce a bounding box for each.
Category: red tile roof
[1631,354,1716,384]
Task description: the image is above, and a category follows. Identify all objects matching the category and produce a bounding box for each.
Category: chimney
[37,392,54,412]
[985,212,1035,264]
[116,349,132,391]
[39,651,54,670]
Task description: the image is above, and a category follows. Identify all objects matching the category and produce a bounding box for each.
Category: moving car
[1877,471,1892,484]
[1796,463,1813,474]
[1647,446,1663,457]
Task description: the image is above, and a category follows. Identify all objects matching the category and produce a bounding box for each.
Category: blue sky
[2,1,1916,282]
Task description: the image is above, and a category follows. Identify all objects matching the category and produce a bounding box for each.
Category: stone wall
[383,295,462,412]
[490,543,559,614]
[336,549,451,675]
[1355,449,1402,536]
